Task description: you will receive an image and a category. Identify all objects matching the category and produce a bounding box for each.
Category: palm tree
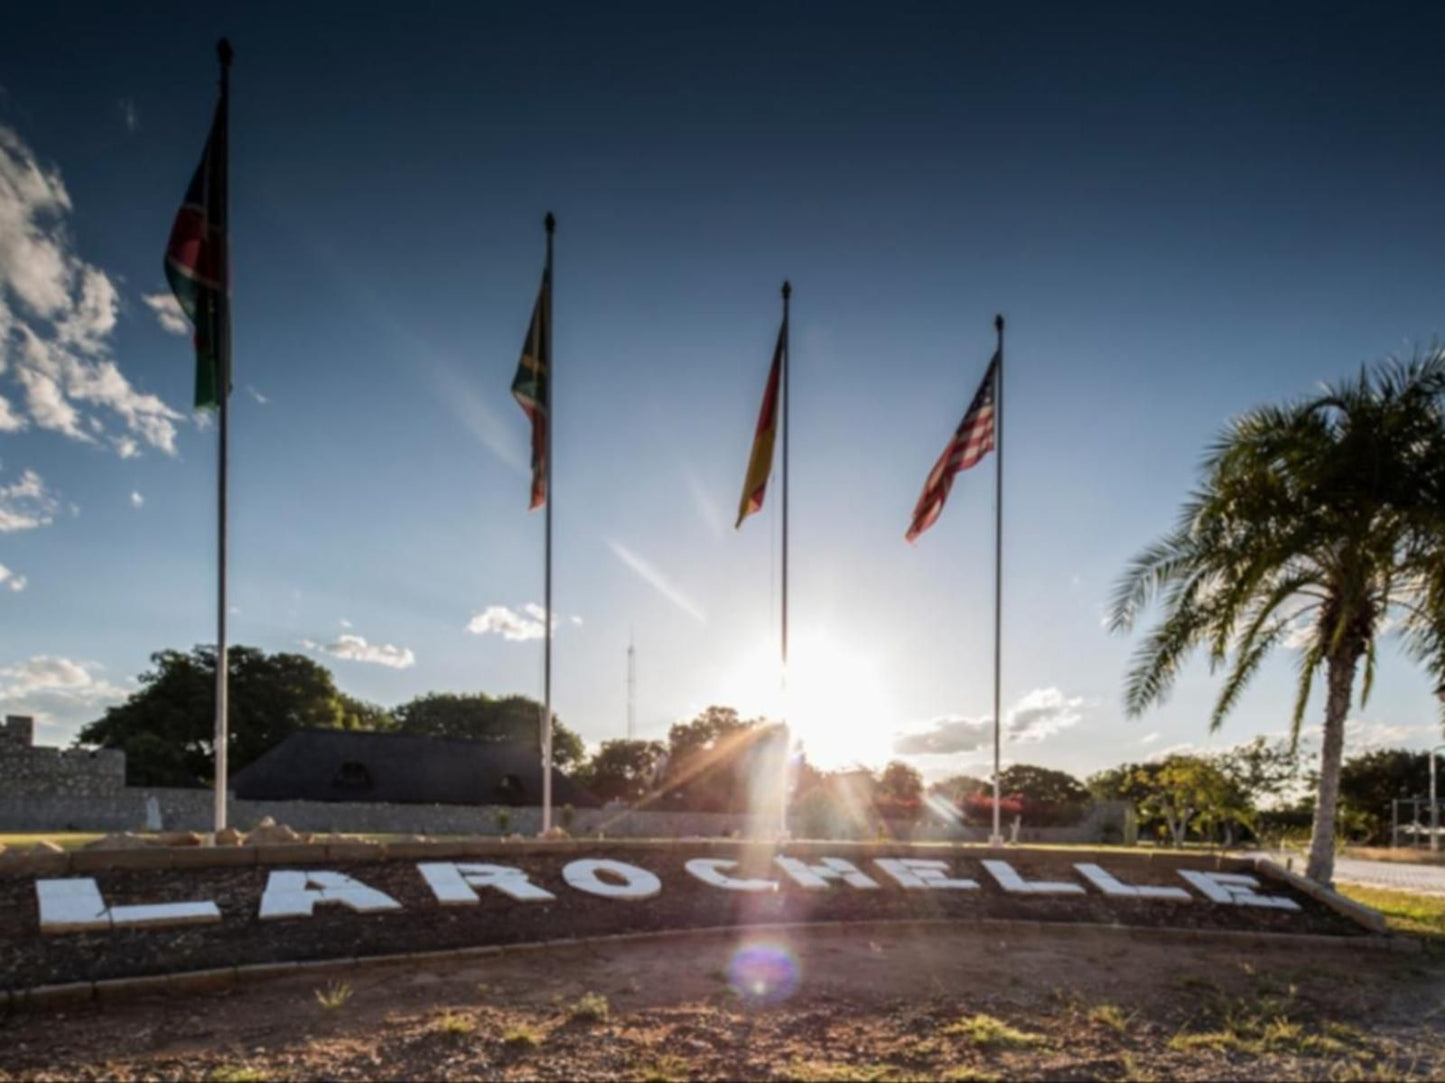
[1108,350,1445,884]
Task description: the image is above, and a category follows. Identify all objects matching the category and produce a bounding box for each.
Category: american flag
[905,352,999,543]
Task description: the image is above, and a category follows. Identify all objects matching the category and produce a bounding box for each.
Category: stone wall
[0,784,1133,844]
[0,715,125,798]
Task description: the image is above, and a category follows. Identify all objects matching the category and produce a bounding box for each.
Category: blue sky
[1,1,1442,780]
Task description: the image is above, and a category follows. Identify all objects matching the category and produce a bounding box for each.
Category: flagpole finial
[544,212,556,234]
[217,38,234,67]
[994,313,1004,334]
[782,280,791,300]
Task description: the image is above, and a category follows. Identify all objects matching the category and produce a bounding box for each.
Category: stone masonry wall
[0,715,125,798]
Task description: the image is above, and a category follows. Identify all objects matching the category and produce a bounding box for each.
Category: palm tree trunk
[1305,645,1363,885]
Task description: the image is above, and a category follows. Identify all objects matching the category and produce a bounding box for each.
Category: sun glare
[716,629,896,772]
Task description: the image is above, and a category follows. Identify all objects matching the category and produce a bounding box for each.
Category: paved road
[1329,855,1445,896]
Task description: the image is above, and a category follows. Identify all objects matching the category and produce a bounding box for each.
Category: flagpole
[989,313,1005,846]
[541,211,556,836]
[779,280,791,839]
[213,38,234,837]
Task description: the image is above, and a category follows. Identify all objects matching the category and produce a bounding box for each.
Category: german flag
[735,322,785,529]
[164,42,231,411]
[512,270,551,510]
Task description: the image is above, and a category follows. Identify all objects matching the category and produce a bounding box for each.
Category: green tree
[1109,351,1445,883]
[657,706,773,813]
[997,764,1088,806]
[338,694,395,732]
[929,774,990,805]
[573,739,667,803]
[1136,755,1252,848]
[77,646,348,786]
[1212,736,1305,809]
[1337,748,1433,844]
[391,692,585,768]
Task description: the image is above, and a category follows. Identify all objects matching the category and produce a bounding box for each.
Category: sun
[715,628,896,772]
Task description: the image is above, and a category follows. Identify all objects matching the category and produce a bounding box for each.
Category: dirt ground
[1,924,1442,1081]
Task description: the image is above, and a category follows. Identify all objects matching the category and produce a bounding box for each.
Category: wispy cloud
[683,467,726,538]
[1140,731,1161,745]
[141,292,188,336]
[0,563,26,592]
[0,655,128,739]
[302,633,416,669]
[0,468,59,532]
[893,687,1092,756]
[245,385,268,405]
[0,124,184,456]
[129,490,143,508]
[607,540,706,624]
[118,98,139,133]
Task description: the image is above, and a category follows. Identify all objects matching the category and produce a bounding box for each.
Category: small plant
[942,1013,1049,1050]
[503,1023,543,1050]
[1088,1002,1130,1034]
[313,980,353,1011]
[641,1055,688,1082]
[568,991,610,1023]
[433,1009,476,1036]
[206,1068,269,1083]
[494,808,513,833]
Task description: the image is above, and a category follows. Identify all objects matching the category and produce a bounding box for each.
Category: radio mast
[626,629,636,740]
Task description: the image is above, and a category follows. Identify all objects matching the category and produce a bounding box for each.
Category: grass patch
[313,980,353,1011]
[502,1024,543,1050]
[1334,884,1445,943]
[1167,1012,1365,1058]
[1087,1002,1130,1034]
[567,991,610,1023]
[431,1009,476,1036]
[205,1068,268,1083]
[939,1070,1001,1082]
[0,832,103,851]
[640,1055,689,1082]
[942,1014,1050,1050]
[784,1062,914,1082]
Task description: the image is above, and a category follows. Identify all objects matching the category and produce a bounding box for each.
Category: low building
[230,729,599,808]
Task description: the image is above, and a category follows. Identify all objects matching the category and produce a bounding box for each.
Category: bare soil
[1,923,1441,1081]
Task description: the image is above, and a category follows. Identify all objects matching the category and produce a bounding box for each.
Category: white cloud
[0,563,26,592]
[141,292,189,336]
[1007,687,1090,743]
[0,655,128,738]
[465,603,581,642]
[338,617,353,629]
[1140,731,1161,746]
[303,633,415,670]
[129,490,143,508]
[893,687,1092,757]
[0,125,184,456]
[607,540,707,624]
[245,385,268,405]
[118,98,139,133]
[0,467,59,532]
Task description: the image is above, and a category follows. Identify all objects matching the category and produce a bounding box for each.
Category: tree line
[78,644,1433,846]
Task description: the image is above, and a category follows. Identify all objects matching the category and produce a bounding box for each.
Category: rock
[83,833,156,851]
[540,826,570,840]
[244,821,302,845]
[155,831,205,847]
[215,827,245,847]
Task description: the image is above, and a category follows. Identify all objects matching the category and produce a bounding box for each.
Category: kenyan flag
[164,49,231,411]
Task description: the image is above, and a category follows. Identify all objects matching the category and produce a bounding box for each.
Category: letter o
[562,858,662,899]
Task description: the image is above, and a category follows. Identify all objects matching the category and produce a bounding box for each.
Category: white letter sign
[1178,870,1300,910]
[774,856,879,890]
[982,860,1085,896]
[684,858,778,892]
[562,859,661,899]
[37,878,220,935]
[874,858,978,890]
[418,862,556,904]
[259,870,402,920]
[1074,863,1191,901]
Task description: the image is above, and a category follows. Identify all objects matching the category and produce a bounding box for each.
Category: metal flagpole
[542,212,556,835]
[780,281,791,839]
[781,281,791,686]
[213,39,234,837]
[989,314,1005,846]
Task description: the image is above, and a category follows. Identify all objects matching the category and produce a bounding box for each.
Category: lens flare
[727,941,800,1005]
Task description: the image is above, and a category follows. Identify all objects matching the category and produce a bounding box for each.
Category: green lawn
[1335,883,1445,944]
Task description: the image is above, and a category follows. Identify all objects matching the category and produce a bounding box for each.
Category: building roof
[230,729,599,808]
